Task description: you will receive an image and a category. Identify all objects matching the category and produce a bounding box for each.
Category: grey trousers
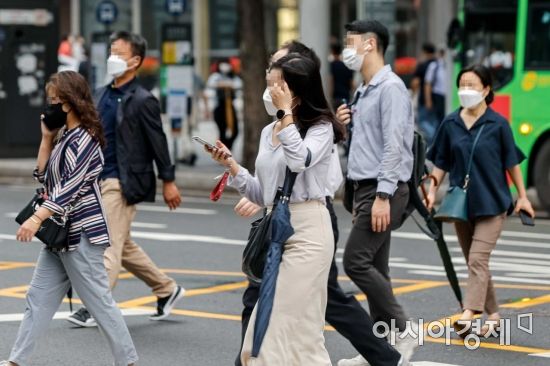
[343,182,410,331]
[9,234,138,366]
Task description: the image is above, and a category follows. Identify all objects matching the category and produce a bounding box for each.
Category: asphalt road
[1,183,550,366]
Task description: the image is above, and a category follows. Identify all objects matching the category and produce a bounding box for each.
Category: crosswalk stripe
[502,230,550,240]
[408,270,550,285]
[529,352,550,358]
[137,205,217,215]
[411,362,462,366]
[450,247,550,260]
[131,222,168,229]
[392,231,550,250]
[0,308,151,323]
[131,231,246,245]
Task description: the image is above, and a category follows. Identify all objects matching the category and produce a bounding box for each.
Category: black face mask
[42,103,68,131]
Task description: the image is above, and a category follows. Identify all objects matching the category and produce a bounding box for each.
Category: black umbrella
[409,177,463,308]
[251,170,297,357]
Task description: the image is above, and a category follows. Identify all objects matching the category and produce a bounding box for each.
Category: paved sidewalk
[0,120,232,192]
[0,120,543,211]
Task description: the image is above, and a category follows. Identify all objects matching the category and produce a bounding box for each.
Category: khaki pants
[454,213,505,314]
[101,178,175,298]
[241,201,334,366]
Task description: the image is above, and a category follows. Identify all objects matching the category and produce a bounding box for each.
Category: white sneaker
[0,361,12,366]
[393,321,419,364]
[337,355,370,366]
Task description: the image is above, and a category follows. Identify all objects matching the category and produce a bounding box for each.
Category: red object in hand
[210,171,229,202]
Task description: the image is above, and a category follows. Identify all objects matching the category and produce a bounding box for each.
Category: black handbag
[242,169,297,284]
[242,210,273,283]
[242,150,311,284]
[15,191,71,250]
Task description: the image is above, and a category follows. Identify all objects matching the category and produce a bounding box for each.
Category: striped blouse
[34,127,110,251]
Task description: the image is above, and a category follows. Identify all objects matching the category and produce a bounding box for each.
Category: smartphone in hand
[519,209,535,226]
[192,136,232,157]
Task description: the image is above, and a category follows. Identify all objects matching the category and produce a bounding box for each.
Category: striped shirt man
[34,127,110,251]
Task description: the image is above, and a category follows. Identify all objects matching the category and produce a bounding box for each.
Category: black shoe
[149,285,185,321]
[67,307,97,327]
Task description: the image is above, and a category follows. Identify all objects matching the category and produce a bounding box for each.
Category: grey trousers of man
[8,234,138,366]
[343,182,410,331]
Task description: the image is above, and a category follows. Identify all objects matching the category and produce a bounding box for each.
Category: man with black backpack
[336,20,417,365]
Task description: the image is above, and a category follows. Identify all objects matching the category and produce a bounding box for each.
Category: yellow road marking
[117,296,157,308]
[3,261,550,291]
[117,281,249,308]
[354,281,448,301]
[162,268,246,277]
[0,262,35,271]
[121,305,242,321]
[186,281,249,296]
[501,294,550,309]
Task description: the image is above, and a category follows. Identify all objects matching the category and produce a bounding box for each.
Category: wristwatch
[276,109,293,121]
[376,192,391,200]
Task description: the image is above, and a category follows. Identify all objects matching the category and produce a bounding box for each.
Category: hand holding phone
[519,209,535,226]
[192,136,216,151]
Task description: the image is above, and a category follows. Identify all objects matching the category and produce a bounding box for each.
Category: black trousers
[343,182,410,331]
[214,104,238,150]
[235,198,401,366]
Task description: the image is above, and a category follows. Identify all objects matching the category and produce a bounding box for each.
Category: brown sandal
[453,319,473,339]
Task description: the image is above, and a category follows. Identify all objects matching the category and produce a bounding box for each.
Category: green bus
[450,0,550,212]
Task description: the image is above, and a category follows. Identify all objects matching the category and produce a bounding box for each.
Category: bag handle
[463,124,485,189]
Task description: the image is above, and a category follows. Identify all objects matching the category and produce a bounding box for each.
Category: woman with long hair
[426,64,534,338]
[209,53,345,365]
[1,71,137,366]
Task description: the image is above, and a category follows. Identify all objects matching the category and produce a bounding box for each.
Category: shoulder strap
[345,90,362,153]
[281,148,311,199]
[277,125,313,203]
[464,124,486,189]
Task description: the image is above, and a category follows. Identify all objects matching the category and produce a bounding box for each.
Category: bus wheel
[534,141,550,213]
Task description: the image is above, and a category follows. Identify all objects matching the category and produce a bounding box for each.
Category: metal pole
[70,0,81,36]
[300,0,330,91]
[132,0,141,35]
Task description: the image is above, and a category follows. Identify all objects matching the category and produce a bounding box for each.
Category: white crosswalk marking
[411,362,462,366]
[529,352,550,358]
[137,205,217,215]
[131,222,168,229]
[0,308,151,323]
[339,230,550,286]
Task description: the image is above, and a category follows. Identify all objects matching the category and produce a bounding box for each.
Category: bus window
[525,1,550,70]
[462,0,517,90]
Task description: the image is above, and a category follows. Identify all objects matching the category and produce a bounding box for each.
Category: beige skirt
[241,200,335,366]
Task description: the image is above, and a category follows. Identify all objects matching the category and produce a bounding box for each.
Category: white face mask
[342,47,364,71]
[458,89,485,109]
[262,88,277,116]
[107,55,128,78]
[219,63,231,74]
[342,41,373,71]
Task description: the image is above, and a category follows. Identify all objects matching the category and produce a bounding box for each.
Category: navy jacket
[94,80,175,204]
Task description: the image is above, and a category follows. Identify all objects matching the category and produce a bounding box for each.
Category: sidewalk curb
[0,159,544,212]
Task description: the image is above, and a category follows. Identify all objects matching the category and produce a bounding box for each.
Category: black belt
[349,179,378,188]
[349,179,407,188]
